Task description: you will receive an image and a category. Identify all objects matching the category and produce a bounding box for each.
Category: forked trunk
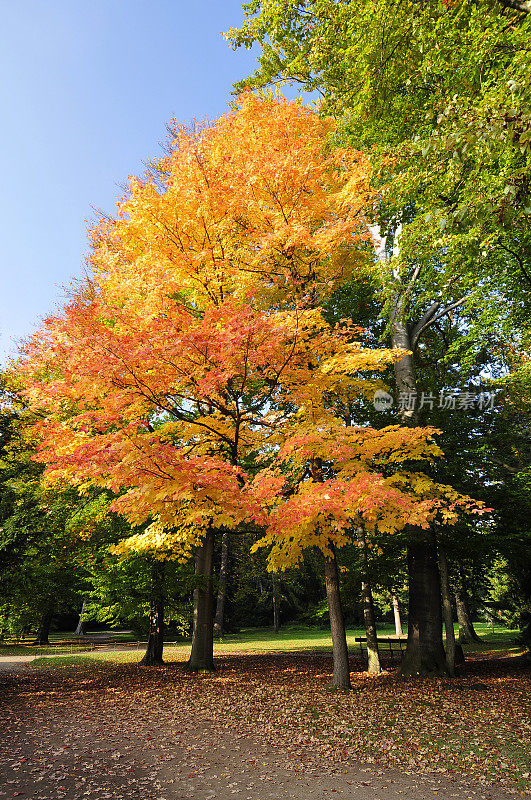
[437,543,456,676]
[392,594,403,637]
[214,528,230,638]
[140,561,165,666]
[362,580,381,674]
[324,547,351,690]
[33,603,54,645]
[399,533,447,676]
[455,578,481,643]
[186,525,215,672]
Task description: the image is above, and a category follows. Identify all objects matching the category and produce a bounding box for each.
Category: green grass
[23,623,521,670]
[30,655,110,671]
[0,630,136,656]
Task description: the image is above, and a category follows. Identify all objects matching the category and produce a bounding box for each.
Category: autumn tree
[19,95,484,684]
[20,95,374,670]
[249,341,483,686]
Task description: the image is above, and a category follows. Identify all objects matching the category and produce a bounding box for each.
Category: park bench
[354,636,406,664]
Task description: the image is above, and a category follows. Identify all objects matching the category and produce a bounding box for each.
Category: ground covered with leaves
[0,652,529,799]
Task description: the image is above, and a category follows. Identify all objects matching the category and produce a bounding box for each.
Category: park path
[0,663,520,800]
[0,654,37,671]
[0,644,146,672]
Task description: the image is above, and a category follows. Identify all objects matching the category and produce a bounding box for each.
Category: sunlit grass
[22,623,522,669]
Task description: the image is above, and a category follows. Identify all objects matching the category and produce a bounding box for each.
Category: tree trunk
[311,455,350,689]
[437,543,456,676]
[359,527,381,673]
[362,580,381,674]
[392,594,403,637]
[390,291,447,676]
[324,547,351,690]
[140,561,165,666]
[214,528,230,638]
[186,525,215,672]
[33,603,54,645]
[75,600,87,636]
[398,533,447,676]
[272,576,280,633]
[455,577,481,643]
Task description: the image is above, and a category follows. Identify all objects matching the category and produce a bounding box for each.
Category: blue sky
[0,1,277,365]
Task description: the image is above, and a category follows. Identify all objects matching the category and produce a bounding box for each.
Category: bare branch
[411,295,468,349]
[497,0,530,13]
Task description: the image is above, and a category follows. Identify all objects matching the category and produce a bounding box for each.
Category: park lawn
[0,631,137,656]
[23,623,522,664]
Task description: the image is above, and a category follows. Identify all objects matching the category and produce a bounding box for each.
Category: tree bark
[399,533,448,676]
[437,543,456,676]
[362,580,382,674]
[75,600,87,636]
[324,547,351,689]
[186,525,215,672]
[310,455,351,690]
[33,603,54,645]
[214,528,230,638]
[272,575,280,633]
[140,561,165,666]
[455,577,481,643]
[392,594,403,637]
[390,288,447,676]
[359,527,381,673]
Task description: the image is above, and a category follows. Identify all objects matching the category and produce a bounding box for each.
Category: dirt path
[0,654,37,671]
[0,704,514,800]
[1,659,524,800]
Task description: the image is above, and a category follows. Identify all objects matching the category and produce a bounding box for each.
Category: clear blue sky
[0,1,277,365]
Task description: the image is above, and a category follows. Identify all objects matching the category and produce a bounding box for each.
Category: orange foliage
[19,96,482,562]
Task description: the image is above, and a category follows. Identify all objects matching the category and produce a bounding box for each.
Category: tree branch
[497,0,530,13]
[411,295,468,349]
[497,240,531,288]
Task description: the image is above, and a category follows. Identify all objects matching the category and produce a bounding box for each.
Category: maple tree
[19,94,373,672]
[18,95,484,683]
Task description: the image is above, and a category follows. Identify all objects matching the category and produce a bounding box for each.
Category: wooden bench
[354,636,406,664]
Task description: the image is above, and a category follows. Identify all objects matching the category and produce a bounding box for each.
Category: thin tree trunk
[140,561,165,666]
[75,600,87,636]
[310,455,351,689]
[33,603,54,645]
[360,527,381,673]
[214,528,230,638]
[455,577,481,643]
[398,532,447,676]
[392,594,403,637]
[324,547,351,689]
[362,581,382,674]
[272,576,280,633]
[437,543,456,676]
[186,525,215,672]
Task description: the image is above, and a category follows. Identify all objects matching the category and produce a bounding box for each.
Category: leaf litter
[0,652,529,799]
